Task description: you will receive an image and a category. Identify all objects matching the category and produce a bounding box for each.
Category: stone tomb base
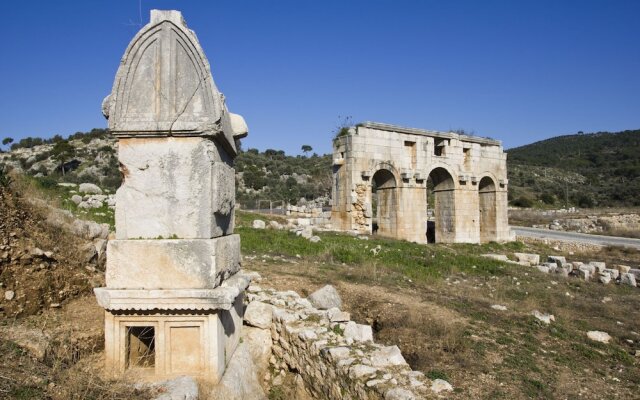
[95,273,249,382]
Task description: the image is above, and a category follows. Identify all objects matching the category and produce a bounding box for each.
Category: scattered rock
[514,252,540,265]
[491,304,507,311]
[93,238,107,257]
[268,220,282,230]
[308,285,342,310]
[209,343,267,400]
[4,290,15,301]
[430,378,453,393]
[532,310,555,324]
[620,273,637,287]
[71,219,110,240]
[244,301,273,329]
[587,331,611,344]
[301,226,314,239]
[252,220,266,229]
[343,321,374,343]
[242,326,272,379]
[603,268,620,280]
[0,325,50,361]
[148,376,199,400]
[327,307,350,322]
[577,268,590,281]
[71,194,83,205]
[384,388,417,400]
[349,364,378,379]
[78,183,102,195]
[537,265,550,274]
[30,247,45,257]
[580,264,596,275]
[81,242,98,264]
[589,261,606,273]
[370,345,407,367]
[616,265,631,274]
[598,273,611,284]
[309,235,321,243]
[548,255,567,267]
[482,254,508,262]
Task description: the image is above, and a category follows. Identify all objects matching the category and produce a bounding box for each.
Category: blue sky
[0,0,638,155]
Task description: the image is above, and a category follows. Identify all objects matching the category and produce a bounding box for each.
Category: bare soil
[0,186,149,399]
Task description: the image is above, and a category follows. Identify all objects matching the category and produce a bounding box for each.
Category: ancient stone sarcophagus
[94,10,249,382]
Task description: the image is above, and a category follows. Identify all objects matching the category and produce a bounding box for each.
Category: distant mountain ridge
[506,129,640,207]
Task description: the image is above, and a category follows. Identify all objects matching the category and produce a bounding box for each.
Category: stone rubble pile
[244,275,451,399]
[510,253,638,288]
[252,219,323,243]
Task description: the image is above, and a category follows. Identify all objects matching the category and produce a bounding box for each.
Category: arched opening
[371,169,397,237]
[426,168,456,243]
[479,176,497,242]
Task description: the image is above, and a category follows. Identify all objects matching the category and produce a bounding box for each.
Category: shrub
[511,195,533,208]
[539,192,555,205]
[0,166,12,188]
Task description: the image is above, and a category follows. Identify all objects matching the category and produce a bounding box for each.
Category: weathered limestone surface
[115,137,236,239]
[95,9,248,384]
[332,122,511,244]
[106,235,240,289]
[102,10,247,153]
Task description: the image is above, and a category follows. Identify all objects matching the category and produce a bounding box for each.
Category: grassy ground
[239,211,640,399]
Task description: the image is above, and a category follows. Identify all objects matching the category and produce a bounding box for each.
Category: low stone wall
[285,205,332,229]
[245,278,441,400]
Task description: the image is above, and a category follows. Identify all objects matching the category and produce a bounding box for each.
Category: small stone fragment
[244,301,273,329]
[252,220,266,229]
[308,285,342,310]
[587,331,611,344]
[343,321,373,343]
[370,345,407,367]
[327,307,350,322]
[431,379,453,393]
[532,310,554,324]
[620,273,637,287]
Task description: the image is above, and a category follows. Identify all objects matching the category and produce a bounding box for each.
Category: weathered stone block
[514,252,540,266]
[106,235,240,289]
[603,268,620,280]
[115,137,235,240]
[548,256,567,267]
[589,261,606,273]
[620,273,637,287]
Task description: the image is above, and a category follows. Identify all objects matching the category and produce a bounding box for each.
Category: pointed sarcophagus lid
[103,10,247,156]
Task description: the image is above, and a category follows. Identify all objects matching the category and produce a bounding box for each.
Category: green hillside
[506,130,640,207]
[3,128,639,208]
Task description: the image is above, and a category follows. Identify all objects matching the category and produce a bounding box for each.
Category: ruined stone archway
[427,167,456,243]
[331,122,511,243]
[479,176,497,242]
[371,169,398,237]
